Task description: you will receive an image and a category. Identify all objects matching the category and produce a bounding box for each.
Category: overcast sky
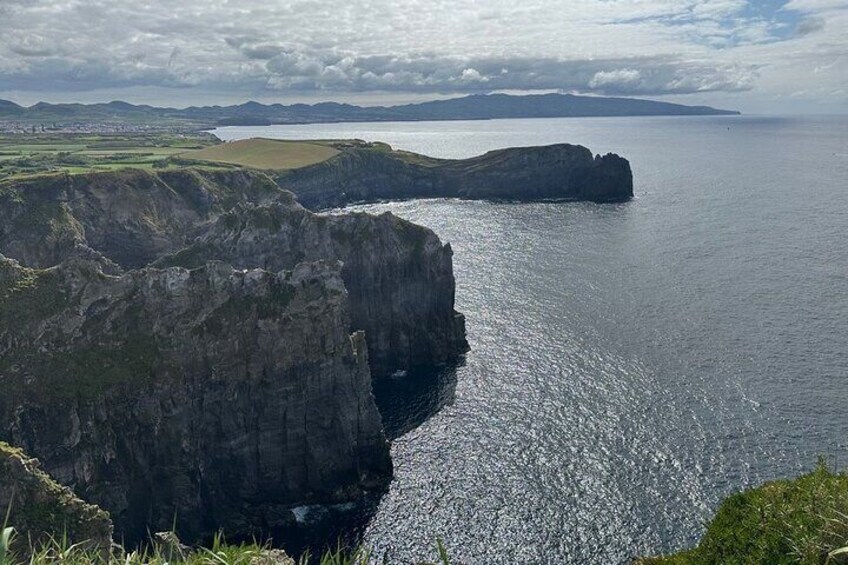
[0,0,846,113]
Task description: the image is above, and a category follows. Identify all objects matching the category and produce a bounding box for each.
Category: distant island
[0,93,740,133]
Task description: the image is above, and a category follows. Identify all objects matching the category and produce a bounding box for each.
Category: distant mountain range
[0,93,740,128]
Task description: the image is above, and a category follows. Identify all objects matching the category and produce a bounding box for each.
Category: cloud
[5,32,61,58]
[461,68,488,83]
[589,69,642,89]
[783,0,848,12]
[794,16,826,35]
[257,51,756,95]
[0,0,845,112]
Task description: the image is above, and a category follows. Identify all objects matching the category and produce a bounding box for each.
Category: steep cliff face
[0,442,113,554]
[0,169,466,378]
[0,169,283,269]
[155,202,468,376]
[0,255,391,543]
[274,143,633,209]
[444,145,633,203]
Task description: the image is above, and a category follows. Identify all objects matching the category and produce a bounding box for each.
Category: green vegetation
[0,264,70,329]
[0,527,452,565]
[0,262,163,401]
[183,138,340,170]
[0,442,112,561]
[195,282,297,336]
[640,461,848,565]
[0,133,411,181]
[0,133,220,179]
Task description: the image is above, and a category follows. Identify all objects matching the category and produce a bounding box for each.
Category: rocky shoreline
[274,142,633,210]
[0,144,632,549]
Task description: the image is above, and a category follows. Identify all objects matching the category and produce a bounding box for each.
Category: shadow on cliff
[373,361,463,441]
[268,362,462,562]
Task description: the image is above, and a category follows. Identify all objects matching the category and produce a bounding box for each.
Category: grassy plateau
[183,138,340,169]
[0,134,349,180]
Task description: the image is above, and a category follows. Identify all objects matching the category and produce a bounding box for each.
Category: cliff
[272,142,633,209]
[0,167,466,544]
[0,169,467,376]
[155,202,467,376]
[0,255,391,543]
[0,169,282,269]
[0,142,617,545]
[0,442,113,554]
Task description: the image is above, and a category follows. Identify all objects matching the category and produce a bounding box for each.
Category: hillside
[639,462,848,564]
[0,93,740,131]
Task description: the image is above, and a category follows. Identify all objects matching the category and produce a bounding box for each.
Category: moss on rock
[0,442,113,555]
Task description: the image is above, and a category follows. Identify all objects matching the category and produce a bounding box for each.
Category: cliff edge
[0,255,391,542]
[0,441,113,554]
[270,142,633,209]
[0,169,467,377]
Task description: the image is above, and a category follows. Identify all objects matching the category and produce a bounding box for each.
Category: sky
[0,0,846,113]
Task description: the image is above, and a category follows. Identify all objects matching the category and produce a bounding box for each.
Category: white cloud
[589,69,642,89]
[460,68,488,82]
[0,0,845,112]
[783,0,848,12]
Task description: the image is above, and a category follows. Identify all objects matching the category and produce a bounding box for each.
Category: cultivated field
[183,138,340,170]
[0,133,219,179]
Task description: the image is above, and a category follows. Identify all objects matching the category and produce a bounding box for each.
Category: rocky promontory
[0,141,631,547]
[271,142,633,209]
[0,168,465,543]
[0,254,391,542]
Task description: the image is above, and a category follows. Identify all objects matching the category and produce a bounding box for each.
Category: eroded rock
[0,441,113,555]
[0,256,391,543]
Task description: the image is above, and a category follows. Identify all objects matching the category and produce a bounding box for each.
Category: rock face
[0,255,391,542]
[0,169,467,377]
[0,169,282,270]
[0,167,464,544]
[274,142,633,209]
[0,140,622,544]
[0,441,113,553]
[155,202,467,377]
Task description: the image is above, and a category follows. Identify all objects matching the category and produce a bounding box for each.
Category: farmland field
[0,133,220,179]
[183,138,340,170]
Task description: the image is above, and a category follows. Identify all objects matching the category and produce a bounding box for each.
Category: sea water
[214,115,848,564]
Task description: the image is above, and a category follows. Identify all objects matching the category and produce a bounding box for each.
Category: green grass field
[183,138,340,170]
[0,133,219,179]
[639,461,848,565]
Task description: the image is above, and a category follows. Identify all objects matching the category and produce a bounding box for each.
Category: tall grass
[0,528,452,565]
[640,459,848,565]
[0,527,14,565]
[1,490,15,565]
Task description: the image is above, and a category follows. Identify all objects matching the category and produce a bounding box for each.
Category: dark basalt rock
[155,201,468,377]
[273,143,634,210]
[0,255,391,543]
[0,169,467,376]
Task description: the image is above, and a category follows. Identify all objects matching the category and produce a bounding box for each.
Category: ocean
[213,115,848,564]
